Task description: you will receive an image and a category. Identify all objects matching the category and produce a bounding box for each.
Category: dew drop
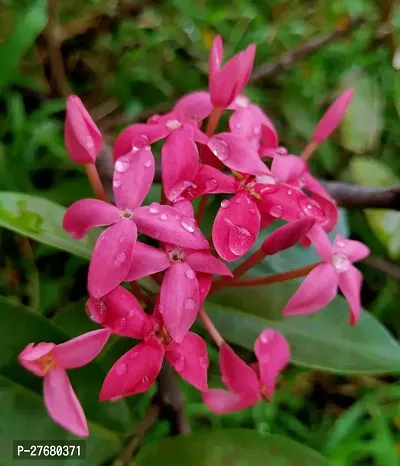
[141,375,150,384]
[235,95,249,108]
[128,309,135,318]
[209,137,230,162]
[115,252,127,264]
[175,356,185,372]
[166,119,181,131]
[185,298,196,310]
[225,219,253,256]
[220,199,230,209]
[298,197,325,221]
[119,237,125,243]
[160,213,168,221]
[144,159,152,168]
[129,351,138,360]
[185,269,195,279]
[205,178,218,192]
[298,176,306,188]
[249,208,256,215]
[269,205,283,218]
[113,178,122,188]
[115,363,127,375]
[149,202,160,214]
[117,318,127,331]
[260,328,275,344]
[336,240,345,248]
[332,252,350,272]
[85,299,107,324]
[158,304,165,314]
[115,156,130,173]
[235,196,242,204]
[180,217,196,233]
[287,189,293,196]
[235,123,241,130]
[199,355,208,369]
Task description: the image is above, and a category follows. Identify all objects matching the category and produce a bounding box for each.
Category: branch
[320,181,400,210]
[363,257,400,280]
[250,17,365,82]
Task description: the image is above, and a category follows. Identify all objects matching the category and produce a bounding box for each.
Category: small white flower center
[332,252,350,272]
[166,119,181,131]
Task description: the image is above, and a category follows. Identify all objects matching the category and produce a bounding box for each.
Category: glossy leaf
[136,429,329,465]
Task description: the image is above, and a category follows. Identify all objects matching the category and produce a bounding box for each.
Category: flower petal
[63,199,120,239]
[166,332,208,391]
[183,164,237,200]
[65,95,102,164]
[53,329,110,369]
[99,341,164,400]
[261,218,316,255]
[172,200,195,217]
[209,35,223,77]
[88,219,137,298]
[19,343,55,377]
[202,388,259,414]
[162,129,200,202]
[44,368,88,437]
[212,192,260,262]
[208,133,268,175]
[254,329,290,398]
[113,147,155,210]
[338,265,363,325]
[307,225,333,262]
[185,251,233,277]
[197,274,212,303]
[133,204,209,250]
[173,91,212,121]
[282,263,338,316]
[219,344,260,395]
[271,154,305,184]
[125,242,170,281]
[113,124,168,161]
[87,286,154,339]
[333,235,370,263]
[159,262,200,343]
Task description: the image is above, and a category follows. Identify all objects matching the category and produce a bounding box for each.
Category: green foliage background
[0,0,399,464]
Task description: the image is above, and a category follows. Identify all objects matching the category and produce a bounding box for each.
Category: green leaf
[136,429,329,465]
[206,300,400,374]
[0,0,48,91]
[0,377,121,466]
[0,192,96,260]
[0,296,132,434]
[349,157,400,259]
[340,72,383,154]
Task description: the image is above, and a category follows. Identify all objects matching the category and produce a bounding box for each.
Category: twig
[42,0,71,97]
[363,257,400,280]
[250,17,365,82]
[320,181,400,210]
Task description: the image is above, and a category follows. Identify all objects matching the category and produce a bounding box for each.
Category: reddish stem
[195,195,209,223]
[300,140,319,162]
[211,262,320,292]
[206,107,223,136]
[130,282,152,306]
[198,308,225,348]
[233,249,267,279]
[84,164,109,202]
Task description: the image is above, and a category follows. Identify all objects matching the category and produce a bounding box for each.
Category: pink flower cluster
[19,36,369,437]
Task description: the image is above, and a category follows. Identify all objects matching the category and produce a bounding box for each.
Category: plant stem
[198,308,225,348]
[233,249,267,279]
[206,107,223,136]
[300,140,318,162]
[211,262,319,291]
[129,282,152,306]
[84,164,109,201]
[195,195,209,223]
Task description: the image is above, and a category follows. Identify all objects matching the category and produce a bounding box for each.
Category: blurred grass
[0,0,400,464]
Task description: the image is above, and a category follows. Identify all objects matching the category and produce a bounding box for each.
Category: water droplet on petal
[160,213,168,221]
[287,189,293,196]
[332,252,350,272]
[199,355,208,369]
[113,178,122,188]
[115,252,127,264]
[117,318,127,331]
[235,196,242,204]
[141,375,150,384]
[336,240,345,248]
[144,159,152,168]
[175,356,185,372]
[129,351,138,360]
[269,205,283,218]
[115,363,127,375]
[119,237,125,243]
[205,178,218,192]
[225,219,253,256]
[166,119,181,131]
[185,298,196,310]
[298,176,306,188]
[128,309,135,318]
[158,304,165,314]
[115,156,130,173]
[209,137,230,162]
[298,198,325,221]
[249,208,256,215]
[185,269,195,279]
[220,199,230,209]
[260,329,275,344]
[235,95,249,108]
[180,217,196,233]
[85,299,107,324]
[149,202,160,214]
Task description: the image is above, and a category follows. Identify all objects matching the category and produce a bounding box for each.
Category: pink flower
[282,226,370,324]
[93,287,209,400]
[18,329,110,437]
[202,329,290,413]
[65,95,103,164]
[63,148,209,298]
[312,89,354,143]
[125,201,232,343]
[208,35,256,108]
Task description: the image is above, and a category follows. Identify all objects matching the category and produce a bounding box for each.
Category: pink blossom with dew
[208,35,256,108]
[282,226,370,324]
[65,95,103,164]
[18,329,110,437]
[96,289,209,400]
[312,89,354,143]
[202,330,290,413]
